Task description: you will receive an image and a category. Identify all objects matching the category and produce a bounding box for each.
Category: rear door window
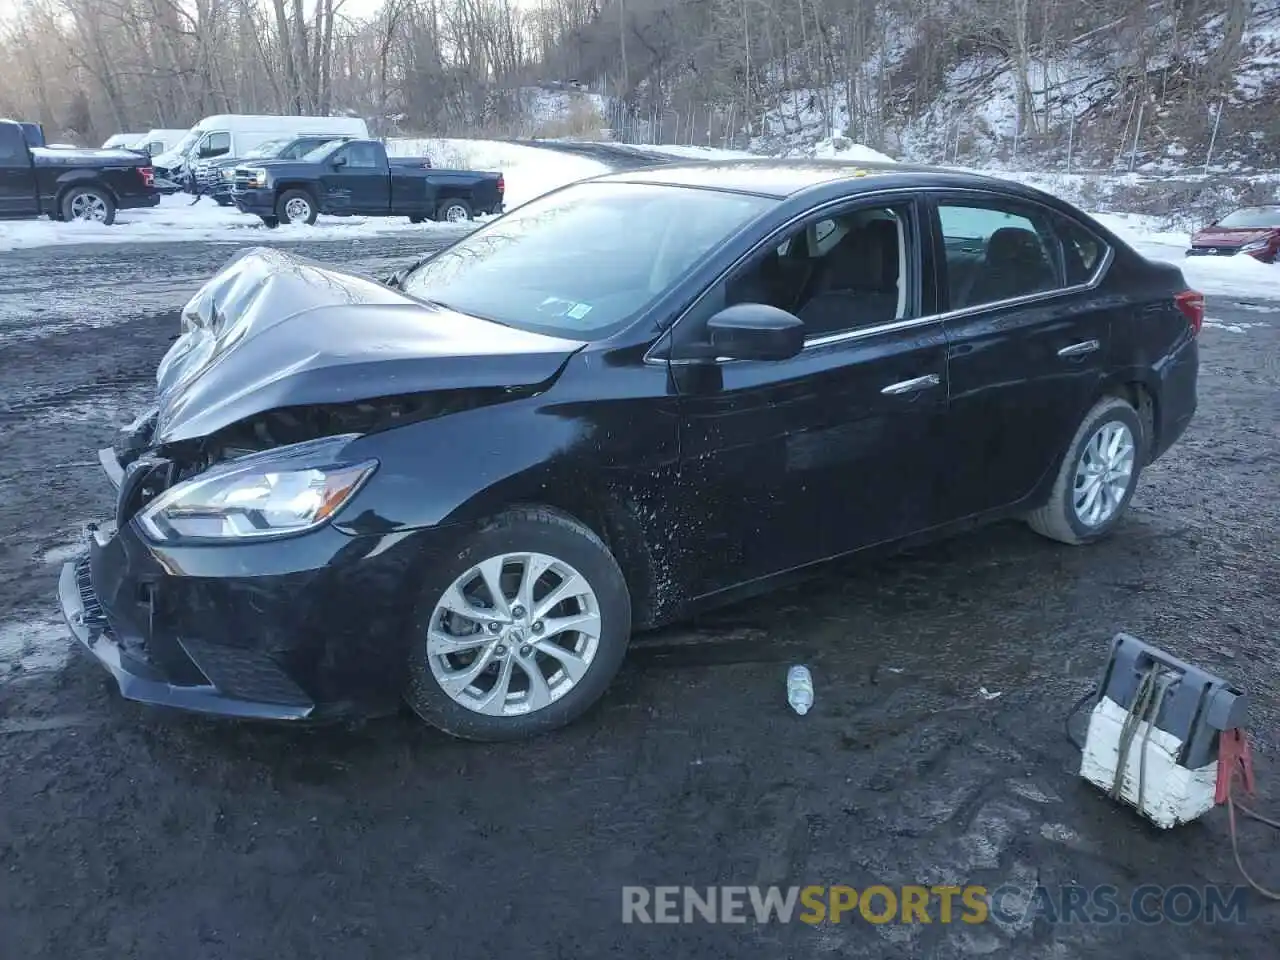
[936,202,1066,310]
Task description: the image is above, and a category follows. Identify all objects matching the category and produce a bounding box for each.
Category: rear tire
[276,189,318,225]
[404,506,631,741]
[61,186,116,225]
[1026,396,1145,545]
[436,198,473,223]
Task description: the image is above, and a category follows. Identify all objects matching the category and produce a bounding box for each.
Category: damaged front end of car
[60,247,584,721]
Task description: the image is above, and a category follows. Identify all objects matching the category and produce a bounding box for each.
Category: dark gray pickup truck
[0,119,160,224]
[230,138,505,227]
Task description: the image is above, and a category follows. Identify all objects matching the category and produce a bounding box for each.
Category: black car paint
[230,138,504,221]
[60,160,1199,721]
[0,119,160,220]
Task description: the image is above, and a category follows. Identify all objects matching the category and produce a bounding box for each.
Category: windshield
[401,181,777,339]
[302,140,344,163]
[244,138,291,159]
[1215,208,1280,229]
[171,129,199,158]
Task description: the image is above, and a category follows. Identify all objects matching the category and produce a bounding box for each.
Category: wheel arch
[1099,375,1158,462]
[274,181,318,203]
[450,482,668,632]
[55,172,119,209]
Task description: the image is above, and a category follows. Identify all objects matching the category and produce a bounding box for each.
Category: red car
[1187,205,1280,262]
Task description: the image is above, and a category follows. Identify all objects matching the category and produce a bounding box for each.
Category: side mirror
[331,156,347,169]
[705,303,804,361]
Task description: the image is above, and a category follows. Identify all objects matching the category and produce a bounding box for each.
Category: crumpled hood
[1192,228,1276,246]
[153,247,585,444]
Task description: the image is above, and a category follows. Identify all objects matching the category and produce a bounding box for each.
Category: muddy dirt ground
[1,210,1278,959]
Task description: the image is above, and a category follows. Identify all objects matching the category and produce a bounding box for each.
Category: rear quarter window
[1052,215,1109,286]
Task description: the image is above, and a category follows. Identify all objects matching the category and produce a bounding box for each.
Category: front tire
[61,186,116,225]
[1026,395,1145,545]
[405,506,631,741]
[276,189,318,225]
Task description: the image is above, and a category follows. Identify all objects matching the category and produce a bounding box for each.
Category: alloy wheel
[1072,420,1135,527]
[70,193,108,222]
[426,552,602,717]
[444,204,468,222]
[284,197,312,222]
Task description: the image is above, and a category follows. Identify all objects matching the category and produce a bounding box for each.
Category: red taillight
[1175,289,1204,336]
[138,166,155,187]
[496,175,505,194]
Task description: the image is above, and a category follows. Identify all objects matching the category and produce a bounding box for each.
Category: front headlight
[221,168,235,180]
[244,167,268,187]
[1238,238,1270,254]
[138,458,377,542]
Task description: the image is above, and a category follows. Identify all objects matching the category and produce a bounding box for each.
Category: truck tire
[61,186,116,225]
[409,215,426,224]
[436,198,473,223]
[260,216,279,229]
[276,189,318,226]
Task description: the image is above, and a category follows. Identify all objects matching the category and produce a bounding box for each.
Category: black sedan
[59,159,1201,740]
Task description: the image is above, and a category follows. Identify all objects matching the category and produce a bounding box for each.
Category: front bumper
[1185,245,1272,261]
[232,187,276,216]
[59,539,313,720]
[59,445,456,721]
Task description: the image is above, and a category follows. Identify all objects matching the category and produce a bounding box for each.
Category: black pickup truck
[195,134,355,205]
[0,119,160,224]
[230,138,504,226]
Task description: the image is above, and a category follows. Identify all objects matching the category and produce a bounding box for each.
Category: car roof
[593,158,1022,199]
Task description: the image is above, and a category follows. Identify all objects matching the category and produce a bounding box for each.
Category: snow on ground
[0,139,606,253]
[642,137,895,165]
[388,138,607,209]
[1090,211,1280,297]
[0,194,476,253]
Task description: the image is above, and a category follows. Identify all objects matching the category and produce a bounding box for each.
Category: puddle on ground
[0,616,72,681]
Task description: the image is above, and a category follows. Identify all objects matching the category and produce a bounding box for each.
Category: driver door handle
[1058,339,1100,358]
[881,373,941,396]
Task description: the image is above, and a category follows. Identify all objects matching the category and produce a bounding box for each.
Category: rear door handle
[881,373,941,395]
[1058,339,1100,357]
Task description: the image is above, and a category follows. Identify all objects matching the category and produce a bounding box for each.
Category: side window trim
[654,189,928,365]
[922,189,1114,320]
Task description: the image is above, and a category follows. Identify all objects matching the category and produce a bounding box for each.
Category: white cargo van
[102,133,146,149]
[131,129,190,157]
[152,115,369,177]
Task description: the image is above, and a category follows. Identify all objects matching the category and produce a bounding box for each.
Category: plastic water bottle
[787,665,814,716]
